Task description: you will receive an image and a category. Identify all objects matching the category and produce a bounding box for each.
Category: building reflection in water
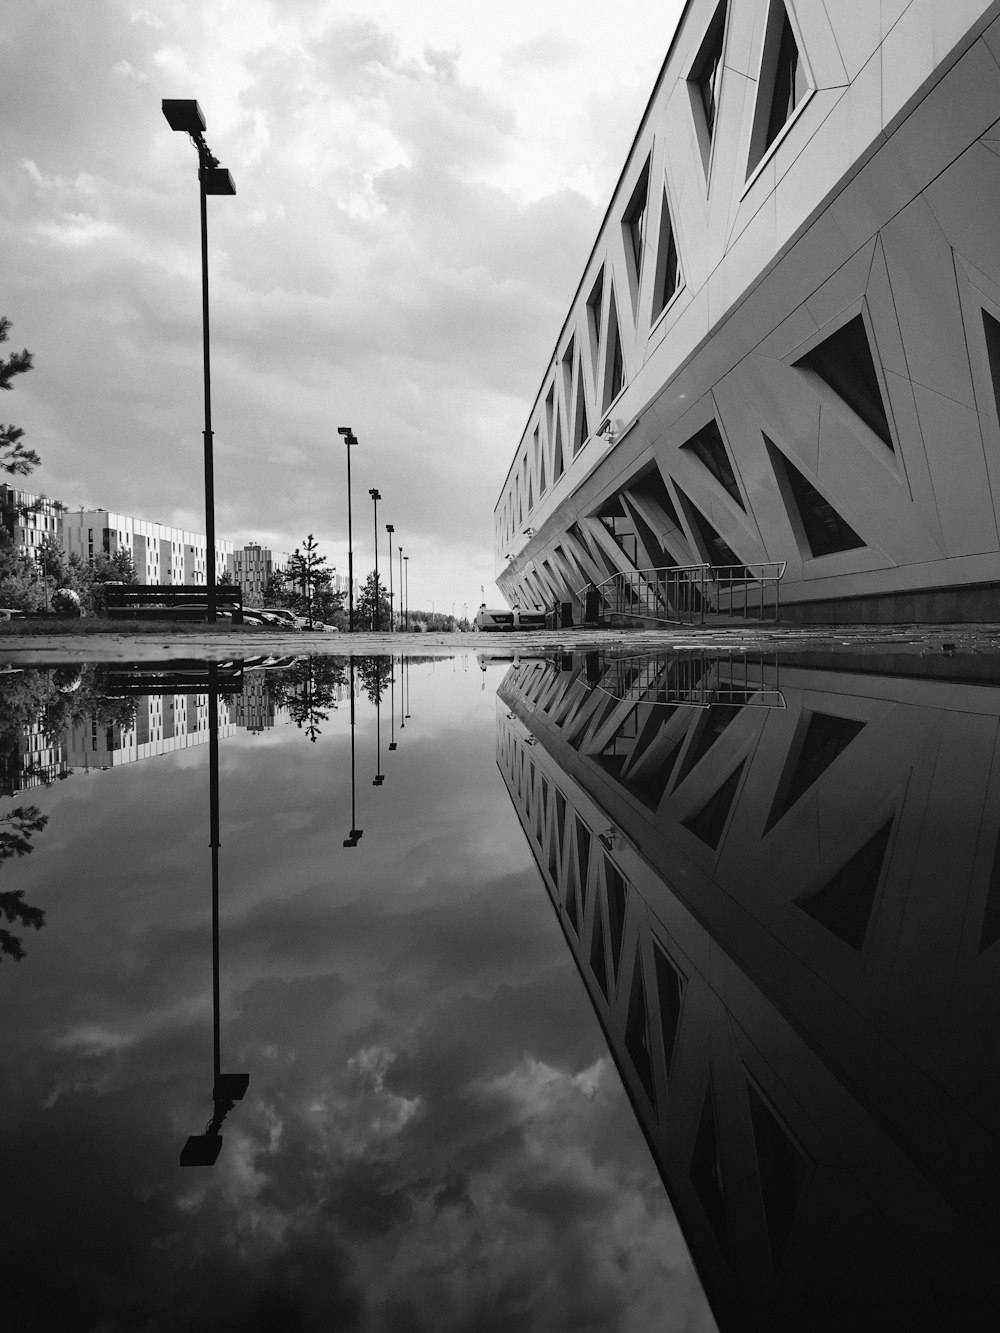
[497,647,1000,1330]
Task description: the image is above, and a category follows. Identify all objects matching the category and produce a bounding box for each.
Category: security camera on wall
[596,417,623,442]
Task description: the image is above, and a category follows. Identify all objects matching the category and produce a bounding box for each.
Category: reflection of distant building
[498,651,1000,1330]
[0,718,70,794]
[230,670,293,733]
[65,694,238,768]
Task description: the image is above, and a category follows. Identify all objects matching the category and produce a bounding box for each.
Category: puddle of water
[2,647,998,1330]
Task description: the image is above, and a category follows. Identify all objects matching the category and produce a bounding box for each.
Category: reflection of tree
[0,666,137,790]
[0,804,48,963]
[355,656,391,706]
[267,657,349,742]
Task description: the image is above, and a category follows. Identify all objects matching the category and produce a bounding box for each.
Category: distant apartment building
[0,484,64,556]
[62,509,233,586]
[231,544,289,606]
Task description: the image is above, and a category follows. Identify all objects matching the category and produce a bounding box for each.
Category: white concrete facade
[496,0,1000,622]
[62,509,233,586]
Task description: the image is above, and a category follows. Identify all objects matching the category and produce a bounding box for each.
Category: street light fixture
[398,546,404,633]
[162,99,236,625]
[369,488,381,631]
[337,427,358,632]
[403,554,409,631]
[385,523,394,632]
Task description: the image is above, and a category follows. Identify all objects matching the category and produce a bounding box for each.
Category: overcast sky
[1,0,685,612]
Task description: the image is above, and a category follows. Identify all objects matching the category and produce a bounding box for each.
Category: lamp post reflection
[372,659,385,787]
[344,659,363,848]
[180,664,249,1166]
[389,656,398,751]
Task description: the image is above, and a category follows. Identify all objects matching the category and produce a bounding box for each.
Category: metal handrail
[575,562,786,625]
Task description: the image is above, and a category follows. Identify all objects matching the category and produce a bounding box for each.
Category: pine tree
[0,316,39,477]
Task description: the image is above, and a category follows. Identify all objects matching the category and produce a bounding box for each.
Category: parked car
[259,608,301,629]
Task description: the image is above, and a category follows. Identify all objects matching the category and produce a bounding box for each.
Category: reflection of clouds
[0,663,714,1331]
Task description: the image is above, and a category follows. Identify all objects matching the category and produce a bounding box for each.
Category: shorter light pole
[403,555,409,631]
[368,488,381,630]
[398,546,404,632]
[385,523,395,632]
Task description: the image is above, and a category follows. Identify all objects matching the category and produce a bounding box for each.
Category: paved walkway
[1,622,999,663]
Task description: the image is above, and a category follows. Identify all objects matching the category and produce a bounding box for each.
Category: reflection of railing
[592,650,785,709]
[578,562,785,625]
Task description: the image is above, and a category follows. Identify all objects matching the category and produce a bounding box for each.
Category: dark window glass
[684,759,746,849]
[779,448,864,556]
[625,955,656,1107]
[604,857,628,982]
[682,420,743,508]
[796,316,893,449]
[747,1082,809,1268]
[797,820,892,949]
[653,192,682,318]
[765,10,807,151]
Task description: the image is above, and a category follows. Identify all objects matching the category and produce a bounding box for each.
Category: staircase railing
[578,562,786,626]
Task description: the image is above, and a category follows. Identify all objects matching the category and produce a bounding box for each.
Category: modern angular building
[495,0,1000,623]
[498,647,1000,1327]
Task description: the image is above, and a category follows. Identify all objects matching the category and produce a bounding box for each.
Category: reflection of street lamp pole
[373,661,384,787]
[389,656,398,751]
[368,488,381,631]
[162,100,236,625]
[180,664,249,1165]
[337,427,358,632]
[385,524,394,632]
[403,555,409,631]
[344,659,363,848]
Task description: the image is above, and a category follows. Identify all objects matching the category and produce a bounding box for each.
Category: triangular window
[623,160,650,313]
[573,356,590,455]
[747,1082,809,1268]
[652,189,682,319]
[587,268,604,363]
[689,2,728,173]
[766,711,865,831]
[576,817,592,917]
[603,286,625,411]
[683,759,745,849]
[767,435,864,556]
[690,1083,730,1255]
[682,420,744,509]
[677,490,748,571]
[795,316,894,450]
[676,703,741,785]
[978,828,1000,953]
[654,944,684,1078]
[625,953,656,1107]
[796,820,892,949]
[527,473,534,513]
[590,894,610,999]
[748,2,810,175]
[604,856,628,984]
[552,405,564,481]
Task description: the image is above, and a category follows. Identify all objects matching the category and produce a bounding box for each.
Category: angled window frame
[650,179,685,329]
[790,303,900,465]
[601,281,627,415]
[685,0,730,184]
[745,0,815,187]
[621,156,651,320]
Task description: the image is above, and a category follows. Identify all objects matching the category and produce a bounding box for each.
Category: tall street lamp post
[385,523,394,632]
[398,546,404,632]
[162,100,236,624]
[337,427,358,631]
[369,488,381,631]
[403,554,409,631]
